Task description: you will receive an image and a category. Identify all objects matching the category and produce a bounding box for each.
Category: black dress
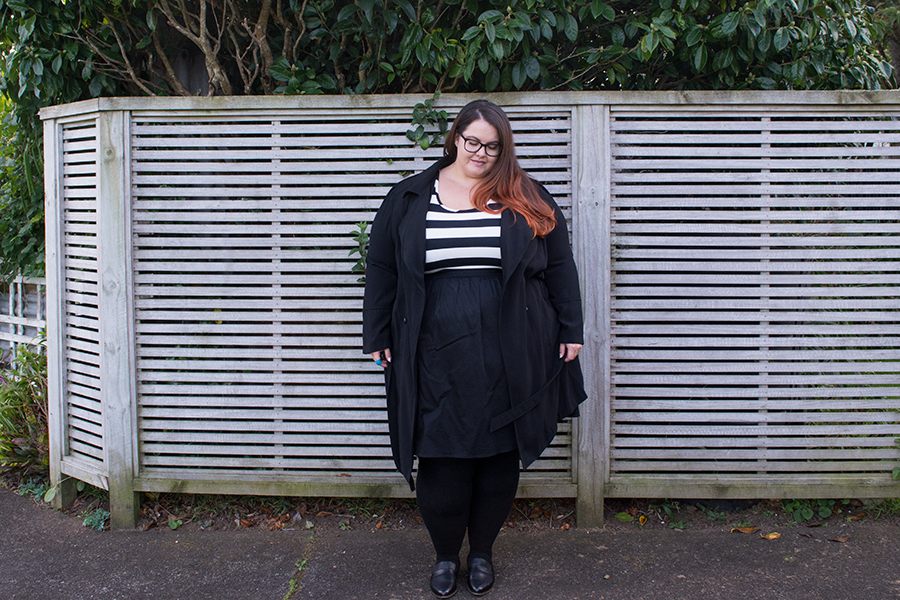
[413,187,518,458]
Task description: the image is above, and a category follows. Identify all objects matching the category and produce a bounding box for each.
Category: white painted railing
[0,276,46,360]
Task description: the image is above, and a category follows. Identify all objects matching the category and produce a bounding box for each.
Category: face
[454,119,500,179]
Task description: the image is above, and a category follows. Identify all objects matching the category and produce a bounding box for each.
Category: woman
[363,99,586,598]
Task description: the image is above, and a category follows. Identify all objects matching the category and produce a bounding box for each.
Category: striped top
[425,180,502,275]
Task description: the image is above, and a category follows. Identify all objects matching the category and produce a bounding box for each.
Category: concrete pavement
[2,488,898,600]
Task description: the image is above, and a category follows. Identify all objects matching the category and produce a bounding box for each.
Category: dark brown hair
[443,100,556,237]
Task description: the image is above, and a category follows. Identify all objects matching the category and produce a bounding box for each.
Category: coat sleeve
[362,189,400,354]
[541,192,584,345]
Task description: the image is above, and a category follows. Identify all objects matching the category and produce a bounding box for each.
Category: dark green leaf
[337,5,357,22]
[685,26,702,47]
[396,0,417,21]
[611,25,625,46]
[718,13,740,36]
[478,10,504,23]
[512,61,526,88]
[485,21,496,44]
[461,26,481,41]
[773,28,790,51]
[358,0,376,23]
[525,56,540,79]
[563,13,578,42]
[692,44,708,70]
[485,66,500,91]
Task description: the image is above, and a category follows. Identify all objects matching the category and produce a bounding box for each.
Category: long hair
[443,100,556,237]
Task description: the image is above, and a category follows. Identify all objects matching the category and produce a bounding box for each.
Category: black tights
[415,450,520,566]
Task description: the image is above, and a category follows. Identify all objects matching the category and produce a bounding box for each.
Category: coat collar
[396,157,536,286]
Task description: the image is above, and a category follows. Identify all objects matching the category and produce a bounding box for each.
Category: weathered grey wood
[96,111,140,528]
[43,116,77,510]
[40,92,900,524]
[130,475,576,500]
[573,104,610,528]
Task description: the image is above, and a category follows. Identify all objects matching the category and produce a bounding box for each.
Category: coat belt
[489,358,566,432]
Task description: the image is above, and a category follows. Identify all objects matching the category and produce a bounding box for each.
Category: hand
[371,348,391,367]
[559,343,582,362]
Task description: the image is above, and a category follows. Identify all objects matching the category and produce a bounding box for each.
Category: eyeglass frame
[459,134,502,157]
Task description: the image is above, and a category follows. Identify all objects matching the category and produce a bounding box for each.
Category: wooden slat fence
[38,92,900,528]
[128,105,576,493]
[606,106,900,498]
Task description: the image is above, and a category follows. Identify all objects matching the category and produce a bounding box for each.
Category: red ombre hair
[443,100,556,237]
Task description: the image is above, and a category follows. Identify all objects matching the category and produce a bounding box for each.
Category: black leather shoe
[430,560,459,598]
[466,557,494,596]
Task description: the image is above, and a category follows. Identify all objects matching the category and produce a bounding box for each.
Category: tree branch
[151,28,192,95]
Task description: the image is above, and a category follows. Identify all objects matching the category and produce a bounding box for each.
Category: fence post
[97,110,139,528]
[43,118,78,509]
[573,104,611,528]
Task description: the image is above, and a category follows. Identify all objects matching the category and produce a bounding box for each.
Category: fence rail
[39,91,900,528]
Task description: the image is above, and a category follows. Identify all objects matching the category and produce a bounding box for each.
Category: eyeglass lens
[463,136,501,157]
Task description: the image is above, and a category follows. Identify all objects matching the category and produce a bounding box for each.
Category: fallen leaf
[731,526,759,534]
[375,522,384,530]
[304,520,315,530]
[338,473,351,477]
[806,522,825,528]
[627,506,639,517]
[528,506,543,519]
[561,523,571,530]
[639,516,647,526]
[316,511,333,518]
[239,518,254,527]
[615,512,635,523]
[828,536,850,543]
[760,532,781,540]
[798,533,814,538]
[848,513,867,521]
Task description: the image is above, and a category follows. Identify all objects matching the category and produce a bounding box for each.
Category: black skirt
[414,270,518,458]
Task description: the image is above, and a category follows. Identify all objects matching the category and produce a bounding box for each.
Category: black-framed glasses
[461,135,502,157]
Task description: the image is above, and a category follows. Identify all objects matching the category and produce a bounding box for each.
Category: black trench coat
[363,157,587,489]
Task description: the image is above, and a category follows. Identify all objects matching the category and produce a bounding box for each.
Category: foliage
[82,507,110,531]
[0,0,894,282]
[349,221,370,283]
[15,475,49,500]
[0,342,48,477]
[781,498,851,522]
[0,95,43,283]
[406,90,449,150]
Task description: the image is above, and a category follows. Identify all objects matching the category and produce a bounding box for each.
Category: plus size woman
[363,99,586,597]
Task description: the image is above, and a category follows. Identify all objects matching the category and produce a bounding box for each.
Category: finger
[559,343,566,359]
[565,343,583,362]
[383,348,392,362]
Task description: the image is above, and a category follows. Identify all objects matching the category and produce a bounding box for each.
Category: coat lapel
[501,209,534,285]
[397,162,444,292]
